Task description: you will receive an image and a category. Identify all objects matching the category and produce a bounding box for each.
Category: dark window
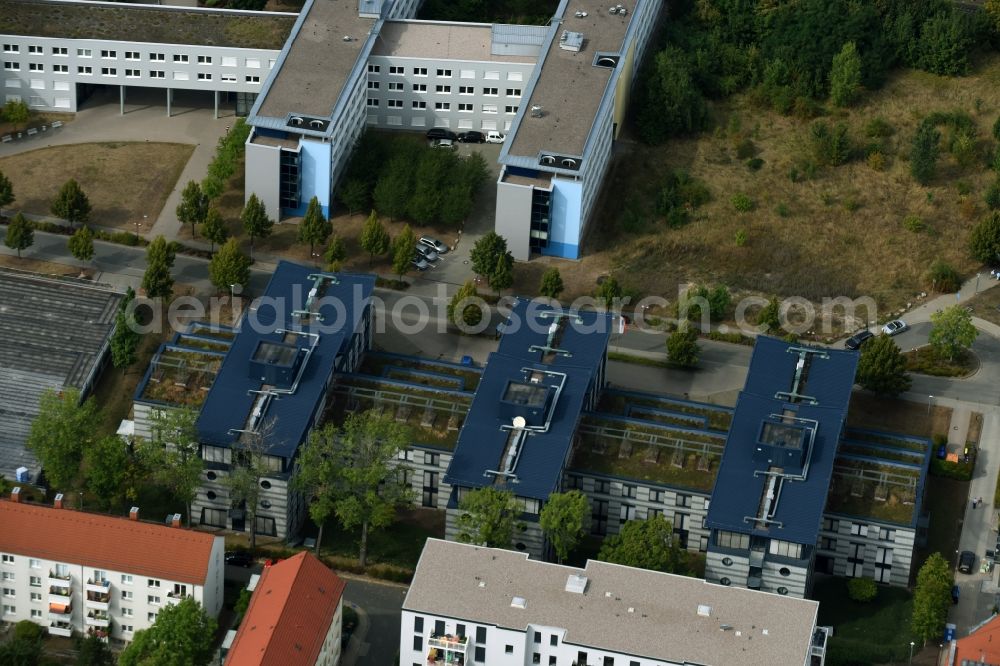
[549,658,557,666]
[475,647,485,662]
[631,662,640,666]
[777,586,789,595]
[533,654,541,664]
[577,652,588,665]
[206,491,216,500]
[260,480,271,489]
[779,567,791,577]
[475,626,486,643]
[603,657,615,666]
[505,645,514,654]
[422,472,439,508]
[434,620,445,636]
[206,471,217,480]
[456,624,466,639]
[549,635,557,646]
[414,617,424,632]
[534,631,541,643]
[413,636,422,651]
[720,577,731,586]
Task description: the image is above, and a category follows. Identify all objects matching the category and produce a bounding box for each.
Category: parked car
[432,138,456,150]
[844,330,874,350]
[486,131,506,144]
[411,255,430,271]
[426,128,457,141]
[419,236,448,254]
[958,550,976,574]
[457,131,485,143]
[414,244,438,262]
[952,585,960,604]
[881,319,908,336]
[225,551,253,567]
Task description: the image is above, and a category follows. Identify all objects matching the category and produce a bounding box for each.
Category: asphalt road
[343,577,407,666]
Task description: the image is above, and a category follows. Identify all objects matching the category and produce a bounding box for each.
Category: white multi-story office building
[0,0,293,116]
[0,489,224,645]
[401,539,828,666]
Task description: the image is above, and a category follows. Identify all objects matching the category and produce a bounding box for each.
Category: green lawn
[813,576,917,666]
[317,508,443,570]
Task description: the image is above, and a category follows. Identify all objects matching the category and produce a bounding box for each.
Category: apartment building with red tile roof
[0,490,224,644]
[947,614,1000,665]
[226,551,345,666]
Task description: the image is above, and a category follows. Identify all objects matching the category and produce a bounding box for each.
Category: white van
[486,131,505,144]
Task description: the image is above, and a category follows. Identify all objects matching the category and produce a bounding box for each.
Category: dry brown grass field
[580,54,1000,312]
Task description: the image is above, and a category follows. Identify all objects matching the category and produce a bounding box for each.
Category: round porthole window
[260,500,272,509]
[722,557,733,567]
[260,480,271,489]
[719,577,731,586]
[777,586,789,595]
[779,567,791,577]
[515,542,527,551]
[206,491,216,500]
[206,471,217,481]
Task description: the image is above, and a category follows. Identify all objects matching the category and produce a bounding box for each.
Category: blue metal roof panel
[706,337,858,545]
[496,300,612,375]
[444,352,592,500]
[196,261,374,459]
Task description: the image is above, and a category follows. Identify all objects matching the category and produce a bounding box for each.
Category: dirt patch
[968,411,983,446]
[0,111,73,137]
[847,393,952,440]
[580,55,1000,312]
[0,142,194,230]
[0,254,85,276]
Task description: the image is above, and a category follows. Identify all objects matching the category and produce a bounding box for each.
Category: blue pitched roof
[706,337,858,546]
[196,261,374,459]
[445,301,611,500]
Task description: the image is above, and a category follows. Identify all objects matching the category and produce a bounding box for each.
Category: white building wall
[315,598,343,666]
[0,36,278,112]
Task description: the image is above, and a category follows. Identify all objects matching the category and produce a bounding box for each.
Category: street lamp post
[229,284,238,326]
[909,640,915,664]
[927,395,934,416]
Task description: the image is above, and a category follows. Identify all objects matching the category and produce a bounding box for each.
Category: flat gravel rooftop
[372,20,535,63]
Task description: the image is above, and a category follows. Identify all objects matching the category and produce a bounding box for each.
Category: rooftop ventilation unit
[565,574,588,594]
[559,30,585,52]
[609,4,628,15]
[531,105,544,118]
[511,596,527,609]
[342,35,352,42]
[596,55,619,68]
[697,604,712,617]
[574,10,588,17]
[290,117,304,126]
[309,119,324,129]
[561,158,578,168]
[540,155,556,165]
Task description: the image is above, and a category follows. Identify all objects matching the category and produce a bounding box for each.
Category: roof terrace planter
[826,457,921,525]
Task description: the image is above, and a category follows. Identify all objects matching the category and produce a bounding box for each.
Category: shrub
[811,121,851,166]
[867,150,885,171]
[734,229,748,246]
[956,180,973,196]
[746,157,765,171]
[657,170,710,227]
[731,194,755,212]
[903,215,926,233]
[775,203,790,217]
[925,259,962,292]
[735,138,756,160]
[843,197,861,213]
[13,619,43,643]
[930,457,974,481]
[847,577,878,603]
[792,96,821,119]
[986,179,1000,210]
[865,117,895,138]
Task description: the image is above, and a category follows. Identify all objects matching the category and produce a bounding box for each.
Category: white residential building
[0,489,224,645]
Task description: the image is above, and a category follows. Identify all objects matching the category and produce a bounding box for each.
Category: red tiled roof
[953,614,1000,665]
[227,551,346,666]
[0,500,218,585]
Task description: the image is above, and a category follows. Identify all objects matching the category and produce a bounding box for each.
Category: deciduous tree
[75,632,116,666]
[224,418,277,554]
[911,552,951,644]
[298,196,331,257]
[830,41,862,107]
[176,180,208,240]
[51,178,92,227]
[856,334,911,396]
[929,304,978,362]
[391,223,416,281]
[83,434,131,512]
[67,225,94,266]
[118,597,217,666]
[338,178,369,216]
[209,237,251,293]
[539,490,589,563]
[757,296,782,334]
[1,99,29,128]
[666,323,701,368]
[447,280,483,329]
[488,251,513,296]
[359,211,390,265]
[969,212,1000,265]
[373,156,412,221]
[598,514,687,573]
[911,120,941,185]
[0,169,14,212]
[596,276,623,311]
[110,307,140,373]
[324,234,346,271]
[4,212,33,258]
[144,408,203,527]
[294,411,410,565]
[456,487,522,549]
[26,388,101,492]
[538,267,564,300]
[241,193,274,262]
[142,235,175,299]
[200,207,228,254]
[470,231,507,278]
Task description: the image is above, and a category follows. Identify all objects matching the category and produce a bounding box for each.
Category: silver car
[419,236,448,254]
[411,254,429,271]
[414,244,438,262]
[881,320,908,336]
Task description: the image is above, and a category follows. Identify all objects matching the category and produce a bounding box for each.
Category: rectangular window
[821,537,836,551]
[850,523,867,536]
[197,55,212,65]
[29,576,40,587]
[459,86,473,95]
[413,636,423,651]
[434,102,450,110]
[533,631,541,644]
[147,579,160,588]
[366,98,379,108]
[100,50,116,59]
[434,620,445,635]
[878,527,894,541]
[505,645,514,654]
[149,53,165,62]
[197,72,212,81]
[2,573,13,582]
[28,560,39,569]
[121,607,133,617]
[30,609,41,619]
[2,45,18,54]
[221,75,237,83]
[367,81,379,90]
[52,47,67,56]
[148,595,160,605]
[174,54,189,63]
[122,624,133,633]
[388,81,403,91]
[412,84,426,93]
[458,103,473,112]
[622,484,636,499]
[508,71,523,81]
[413,616,424,632]
[482,87,498,96]
[4,79,20,88]
[52,64,68,73]
[506,88,522,97]
[435,85,451,93]
[150,70,165,79]
[2,605,14,615]
[28,45,42,54]
[676,494,692,508]
[3,588,14,598]
[121,590,133,600]
[28,63,43,72]
[29,79,44,90]
[475,626,485,643]
[413,67,427,76]
[716,530,750,550]
[125,51,140,60]
[3,62,19,71]
[475,647,486,661]
[246,76,260,84]
[388,99,403,108]
[147,612,156,623]
[436,68,452,77]
[769,539,803,559]
[29,592,41,602]
[533,654,541,665]
[389,65,404,75]
[126,69,140,78]
[77,48,92,58]
[482,104,497,114]
[367,64,379,73]
[0,555,11,564]
[101,67,117,76]
[460,69,475,79]
[620,504,636,522]
[411,100,426,109]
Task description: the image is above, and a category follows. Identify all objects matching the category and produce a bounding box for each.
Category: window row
[367,99,516,114]
[372,64,523,82]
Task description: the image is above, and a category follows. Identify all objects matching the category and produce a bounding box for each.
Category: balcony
[86,578,111,594]
[86,611,110,628]
[48,601,71,615]
[85,591,110,611]
[86,627,109,643]
[48,622,73,638]
[48,586,72,604]
[427,634,468,665]
[48,572,72,588]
